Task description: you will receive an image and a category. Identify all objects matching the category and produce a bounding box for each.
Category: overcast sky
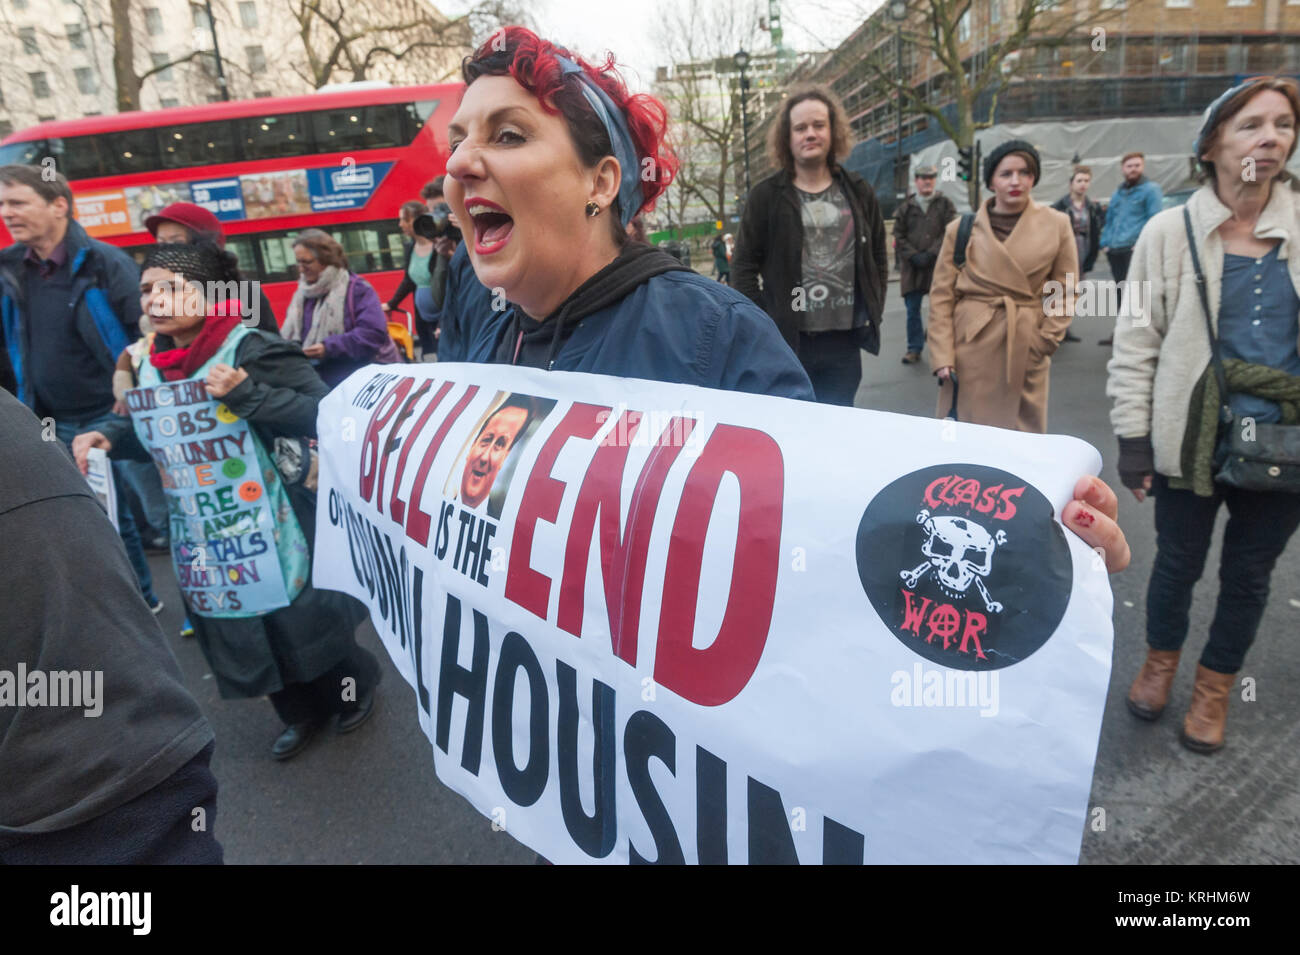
[437,0,879,90]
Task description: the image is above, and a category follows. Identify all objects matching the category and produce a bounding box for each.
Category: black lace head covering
[140,240,240,287]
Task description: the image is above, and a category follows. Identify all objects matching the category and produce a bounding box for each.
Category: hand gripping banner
[314,363,1114,864]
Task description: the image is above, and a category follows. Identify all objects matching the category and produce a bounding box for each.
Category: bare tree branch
[847,0,1136,204]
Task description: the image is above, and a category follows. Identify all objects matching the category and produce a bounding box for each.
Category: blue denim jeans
[119,458,169,539]
[55,412,158,604]
[1146,474,1300,673]
[797,330,861,406]
[903,291,927,354]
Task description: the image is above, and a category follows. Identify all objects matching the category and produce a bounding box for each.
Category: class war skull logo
[856,463,1072,671]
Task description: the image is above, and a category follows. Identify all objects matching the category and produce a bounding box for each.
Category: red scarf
[150,300,245,382]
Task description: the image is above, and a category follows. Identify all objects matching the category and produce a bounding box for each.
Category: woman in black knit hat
[926,139,1080,432]
[73,241,381,761]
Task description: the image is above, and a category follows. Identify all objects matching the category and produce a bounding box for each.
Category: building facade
[740,0,1300,214]
[652,48,815,235]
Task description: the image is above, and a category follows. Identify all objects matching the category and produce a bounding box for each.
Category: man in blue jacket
[1097,151,1162,345]
[0,164,161,611]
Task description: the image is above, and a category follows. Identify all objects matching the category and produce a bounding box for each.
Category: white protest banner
[84,447,118,531]
[314,363,1114,864]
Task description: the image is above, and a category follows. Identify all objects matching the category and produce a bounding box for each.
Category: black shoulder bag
[1182,205,1300,492]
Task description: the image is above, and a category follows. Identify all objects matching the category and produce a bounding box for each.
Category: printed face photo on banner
[443,392,556,519]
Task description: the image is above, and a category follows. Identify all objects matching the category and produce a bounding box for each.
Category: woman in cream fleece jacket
[1106,76,1300,754]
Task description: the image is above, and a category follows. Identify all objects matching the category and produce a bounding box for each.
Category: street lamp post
[734,49,752,200]
[200,0,231,101]
[887,1,908,200]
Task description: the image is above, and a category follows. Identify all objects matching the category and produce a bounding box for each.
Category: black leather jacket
[1050,194,1105,273]
[732,165,888,355]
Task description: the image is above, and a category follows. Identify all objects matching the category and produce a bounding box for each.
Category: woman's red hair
[462,26,677,220]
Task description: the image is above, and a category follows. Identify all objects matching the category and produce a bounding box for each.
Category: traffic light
[957,146,974,182]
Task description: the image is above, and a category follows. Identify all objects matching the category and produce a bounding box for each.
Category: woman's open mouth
[466,197,514,255]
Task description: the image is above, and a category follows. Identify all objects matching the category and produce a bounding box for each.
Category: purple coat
[299,273,400,388]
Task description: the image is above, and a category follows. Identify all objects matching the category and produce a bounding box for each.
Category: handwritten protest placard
[126,380,290,617]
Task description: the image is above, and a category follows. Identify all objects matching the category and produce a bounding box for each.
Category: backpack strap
[953,212,976,268]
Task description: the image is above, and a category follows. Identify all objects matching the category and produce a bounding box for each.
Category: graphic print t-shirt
[1069,202,1089,271]
[797,183,856,333]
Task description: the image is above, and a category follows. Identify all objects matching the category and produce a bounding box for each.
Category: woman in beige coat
[928,140,1078,432]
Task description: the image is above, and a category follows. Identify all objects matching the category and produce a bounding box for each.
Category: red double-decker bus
[0,82,464,319]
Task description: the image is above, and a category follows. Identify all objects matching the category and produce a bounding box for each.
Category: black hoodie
[493,242,690,369]
[0,389,214,834]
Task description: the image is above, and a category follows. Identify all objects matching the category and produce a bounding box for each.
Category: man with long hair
[733,85,887,405]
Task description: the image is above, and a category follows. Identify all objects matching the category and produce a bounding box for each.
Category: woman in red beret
[145,202,279,334]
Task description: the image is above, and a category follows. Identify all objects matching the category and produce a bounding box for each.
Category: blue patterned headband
[555,55,645,227]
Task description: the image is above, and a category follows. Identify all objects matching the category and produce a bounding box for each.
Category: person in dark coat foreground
[74,242,380,762]
[0,386,221,862]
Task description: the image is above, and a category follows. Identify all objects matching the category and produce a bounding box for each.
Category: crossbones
[899,508,1006,614]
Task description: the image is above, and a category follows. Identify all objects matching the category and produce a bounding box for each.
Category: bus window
[0,139,47,167]
[310,105,407,152]
[259,233,296,281]
[162,121,240,169]
[386,231,405,263]
[331,223,401,274]
[238,221,405,284]
[105,127,162,175]
[411,100,440,123]
[226,235,258,279]
[240,113,313,160]
[59,136,105,180]
[402,101,440,141]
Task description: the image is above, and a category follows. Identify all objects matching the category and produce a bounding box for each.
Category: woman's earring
[585,201,600,218]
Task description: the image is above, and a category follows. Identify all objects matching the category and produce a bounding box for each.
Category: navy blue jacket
[0,219,141,411]
[464,258,815,401]
[439,242,498,363]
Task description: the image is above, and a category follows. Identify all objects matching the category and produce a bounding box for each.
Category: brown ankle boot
[1126,648,1181,720]
[1180,665,1237,753]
